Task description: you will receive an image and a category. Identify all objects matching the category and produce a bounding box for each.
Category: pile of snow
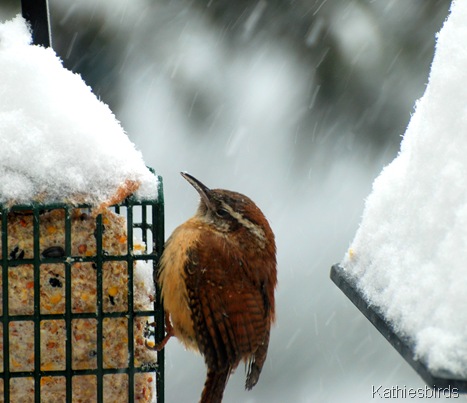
[0,15,157,206]
[342,0,467,377]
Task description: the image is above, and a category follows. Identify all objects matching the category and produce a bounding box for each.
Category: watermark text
[372,385,459,399]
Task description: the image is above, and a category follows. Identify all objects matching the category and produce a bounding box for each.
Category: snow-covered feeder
[0,15,164,402]
[332,0,467,392]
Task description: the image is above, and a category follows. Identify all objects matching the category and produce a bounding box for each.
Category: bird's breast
[158,223,202,350]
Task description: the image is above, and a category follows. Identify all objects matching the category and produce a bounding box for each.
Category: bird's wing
[184,244,269,372]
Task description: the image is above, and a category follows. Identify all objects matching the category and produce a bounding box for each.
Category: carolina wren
[154,172,277,403]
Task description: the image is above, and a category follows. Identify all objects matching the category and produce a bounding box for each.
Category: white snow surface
[342,0,467,377]
[0,15,157,206]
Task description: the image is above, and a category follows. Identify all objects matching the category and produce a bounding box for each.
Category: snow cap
[0,15,157,206]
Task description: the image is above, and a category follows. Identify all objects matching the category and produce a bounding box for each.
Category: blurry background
[0,1,454,401]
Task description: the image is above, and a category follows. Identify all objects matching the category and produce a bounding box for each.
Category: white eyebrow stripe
[222,203,266,244]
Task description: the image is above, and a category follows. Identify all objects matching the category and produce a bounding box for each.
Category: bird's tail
[245,329,270,390]
[200,367,230,403]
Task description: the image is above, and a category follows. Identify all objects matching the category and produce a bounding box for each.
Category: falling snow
[0,0,454,401]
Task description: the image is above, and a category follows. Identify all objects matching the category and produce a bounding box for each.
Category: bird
[151,172,277,403]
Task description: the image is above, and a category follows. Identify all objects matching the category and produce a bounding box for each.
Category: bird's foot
[144,313,174,351]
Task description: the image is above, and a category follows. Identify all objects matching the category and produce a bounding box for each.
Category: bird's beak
[181,172,214,210]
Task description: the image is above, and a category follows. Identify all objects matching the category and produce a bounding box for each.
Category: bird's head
[181,172,274,249]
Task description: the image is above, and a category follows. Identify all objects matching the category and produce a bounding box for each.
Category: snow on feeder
[331,0,467,392]
[0,10,164,403]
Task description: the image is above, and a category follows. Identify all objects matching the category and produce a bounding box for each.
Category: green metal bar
[4,253,161,266]
[154,176,165,402]
[141,206,148,253]
[95,214,104,402]
[64,207,73,403]
[33,208,41,402]
[7,311,155,321]
[8,364,158,378]
[127,203,135,402]
[1,208,9,402]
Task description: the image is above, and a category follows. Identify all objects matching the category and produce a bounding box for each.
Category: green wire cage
[0,176,165,402]
[2,2,165,401]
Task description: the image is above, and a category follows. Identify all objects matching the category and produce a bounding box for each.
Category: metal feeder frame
[0,176,165,402]
[8,1,165,401]
[331,264,467,393]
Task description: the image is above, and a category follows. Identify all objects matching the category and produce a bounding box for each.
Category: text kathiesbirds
[154,172,277,402]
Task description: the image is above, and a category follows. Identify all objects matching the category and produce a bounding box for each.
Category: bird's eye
[216,208,229,218]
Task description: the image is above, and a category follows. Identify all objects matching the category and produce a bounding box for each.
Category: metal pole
[21,0,51,47]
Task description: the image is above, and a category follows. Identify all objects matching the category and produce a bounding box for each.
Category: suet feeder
[1,192,165,402]
[0,2,166,402]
